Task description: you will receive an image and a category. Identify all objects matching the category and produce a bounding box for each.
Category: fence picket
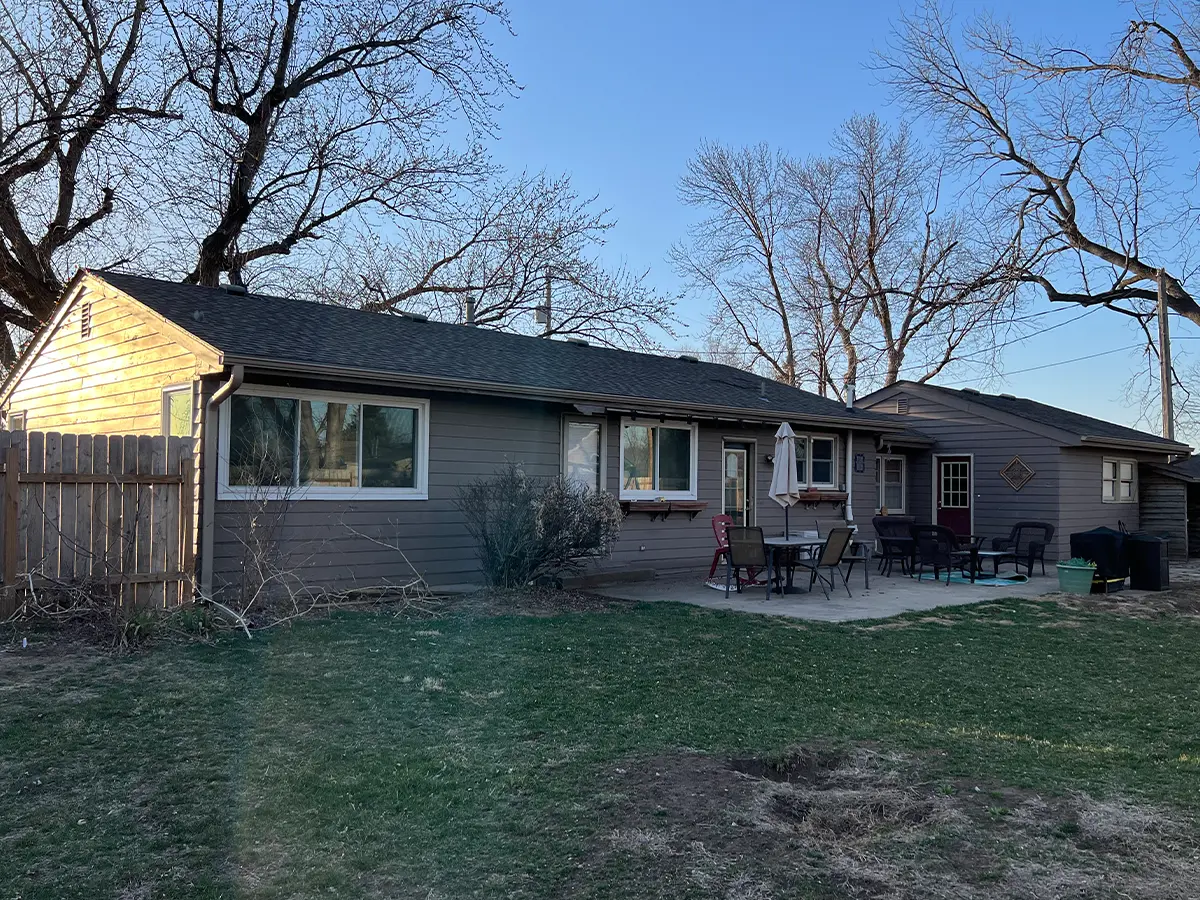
[0,430,193,606]
[59,433,77,579]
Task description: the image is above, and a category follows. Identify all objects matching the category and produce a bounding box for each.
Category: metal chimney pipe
[845,382,856,410]
[464,297,476,326]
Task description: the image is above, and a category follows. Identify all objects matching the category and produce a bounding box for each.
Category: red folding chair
[708,515,733,579]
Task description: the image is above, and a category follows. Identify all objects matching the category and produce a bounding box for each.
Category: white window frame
[618,418,699,501]
[162,384,194,438]
[6,410,25,431]
[217,385,430,501]
[876,454,906,513]
[796,433,838,490]
[562,416,607,492]
[1102,457,1137,503]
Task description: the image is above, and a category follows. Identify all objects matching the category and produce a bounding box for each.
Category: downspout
[844,429,855,526]
[199,364,244,599]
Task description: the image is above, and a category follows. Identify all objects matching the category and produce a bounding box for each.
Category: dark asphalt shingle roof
[99,272,902,428]
[903,381,1189,450]
[1170,455,1200,479]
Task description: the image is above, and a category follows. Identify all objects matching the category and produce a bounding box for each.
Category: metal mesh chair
[724,526,774,600]
[794,526,855,599]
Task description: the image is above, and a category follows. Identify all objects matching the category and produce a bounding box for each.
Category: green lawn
[2,597,1199,899]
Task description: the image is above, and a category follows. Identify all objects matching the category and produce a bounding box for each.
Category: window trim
[794,432,838,490]
[1101,456,1137,504]
[6,410,25,432]
[562,415,607,493]
[162,384,194,439]
[876,454,906,514]
[618,418,699,500]
[217,385,430,501]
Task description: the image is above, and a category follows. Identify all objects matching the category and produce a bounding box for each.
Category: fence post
[3,446,19,610]
[181,457,195,599]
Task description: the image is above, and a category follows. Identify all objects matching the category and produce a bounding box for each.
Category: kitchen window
[563,418,605,492]
[619,419,697,499]
[218,388,429,499]
[876,455,905,512]
[1102,458,1136,503]
[795,434,838,489]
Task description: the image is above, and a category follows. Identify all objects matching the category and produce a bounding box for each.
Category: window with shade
[619,420,697,499]
[794,434,838,489]
[876,455,905,512]
[219,388,428,499]
[563,418,605,492]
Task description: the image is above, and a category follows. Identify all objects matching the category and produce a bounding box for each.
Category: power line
[949,343,1143,386]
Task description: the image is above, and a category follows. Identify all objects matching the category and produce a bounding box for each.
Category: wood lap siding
[861,392,1063,556]
[209,393,564,592]
[6,284,219,435]
[1057,448,1141,558]
[1137,470,1189,560]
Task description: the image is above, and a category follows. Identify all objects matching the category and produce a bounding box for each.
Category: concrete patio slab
[595,570,1055,622]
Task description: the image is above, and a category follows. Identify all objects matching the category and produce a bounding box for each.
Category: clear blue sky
[483,0,1196,440]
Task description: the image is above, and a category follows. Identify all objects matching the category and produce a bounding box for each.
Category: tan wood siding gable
[3,275,223,434]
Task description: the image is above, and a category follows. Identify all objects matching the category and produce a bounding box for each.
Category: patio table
[763,535,871,592]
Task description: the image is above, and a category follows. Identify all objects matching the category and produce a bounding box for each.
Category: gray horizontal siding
[1057,448,1142,558]
[1138,470,1188,560]
[209,383,877,593]
[864,391,1062,555]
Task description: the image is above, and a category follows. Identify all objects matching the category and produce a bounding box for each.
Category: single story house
[856,382,1193,561]
[0,270,922,596]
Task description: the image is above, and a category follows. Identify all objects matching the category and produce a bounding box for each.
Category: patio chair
[911,524,972,585]
[991,522,1055,576]
[707,514,734,579]
[724,526,775,600]
[872,515,916,576]
[794,526,856,599]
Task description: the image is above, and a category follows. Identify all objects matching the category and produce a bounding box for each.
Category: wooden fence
[0,431,194,616]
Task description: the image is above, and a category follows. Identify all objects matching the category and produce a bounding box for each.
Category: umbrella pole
[784,506,789,538]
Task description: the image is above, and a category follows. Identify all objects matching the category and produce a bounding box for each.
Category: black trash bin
[1127,533,1170,591]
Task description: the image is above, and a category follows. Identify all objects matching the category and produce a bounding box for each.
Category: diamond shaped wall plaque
[1000,456,1034,491]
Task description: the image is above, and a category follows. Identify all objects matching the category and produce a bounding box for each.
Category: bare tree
[0,0,172,364]
[673,117,1019,399]
[0,0,674,362]
[880,0,1199,430]
[293,171,676,348]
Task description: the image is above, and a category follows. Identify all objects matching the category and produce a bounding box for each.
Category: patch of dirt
[570,744,1200,899]
[442,587,637,618]
[1048,586,1200,619]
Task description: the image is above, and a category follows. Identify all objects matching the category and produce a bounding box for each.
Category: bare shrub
[455,463,623,588]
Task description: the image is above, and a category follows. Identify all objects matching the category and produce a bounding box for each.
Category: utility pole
[1158,268,1175,441]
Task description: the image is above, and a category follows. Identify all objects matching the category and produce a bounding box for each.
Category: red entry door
[936,456,972,537]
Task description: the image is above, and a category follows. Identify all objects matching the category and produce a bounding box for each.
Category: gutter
[199,364,244,599]
[1077,435,1193,455]
[222,355,902,432]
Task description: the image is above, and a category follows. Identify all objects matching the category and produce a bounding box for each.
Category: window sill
[218,486,428,501]
[620,500,708,521]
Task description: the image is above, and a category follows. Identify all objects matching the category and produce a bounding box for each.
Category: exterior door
[936,456,972,536]
[723,444,753,526]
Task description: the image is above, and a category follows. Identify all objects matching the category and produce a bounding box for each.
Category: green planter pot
[1057,563,1096,595]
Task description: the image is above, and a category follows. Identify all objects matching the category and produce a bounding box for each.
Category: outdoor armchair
[991,522,1055,576]
[911,524,973,585]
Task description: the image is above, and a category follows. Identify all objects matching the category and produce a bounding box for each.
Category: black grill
[1069,526,1127,593]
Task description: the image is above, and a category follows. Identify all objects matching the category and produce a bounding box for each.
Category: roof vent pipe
[464,297,476,326]
[845,381,856,410]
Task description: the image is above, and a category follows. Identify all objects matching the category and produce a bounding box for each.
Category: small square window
[1102,457,1136,503]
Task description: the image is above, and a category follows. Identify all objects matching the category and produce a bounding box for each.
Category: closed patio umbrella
[770,422,802,536]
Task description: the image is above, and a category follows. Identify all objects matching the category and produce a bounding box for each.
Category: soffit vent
[895,396,910,415]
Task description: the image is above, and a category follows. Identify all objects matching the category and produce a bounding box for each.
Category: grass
[2,596,1199,898]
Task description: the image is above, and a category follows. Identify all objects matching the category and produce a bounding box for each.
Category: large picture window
[619,420,697,500]
[794,434,838,489]
[220,388,428,499]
